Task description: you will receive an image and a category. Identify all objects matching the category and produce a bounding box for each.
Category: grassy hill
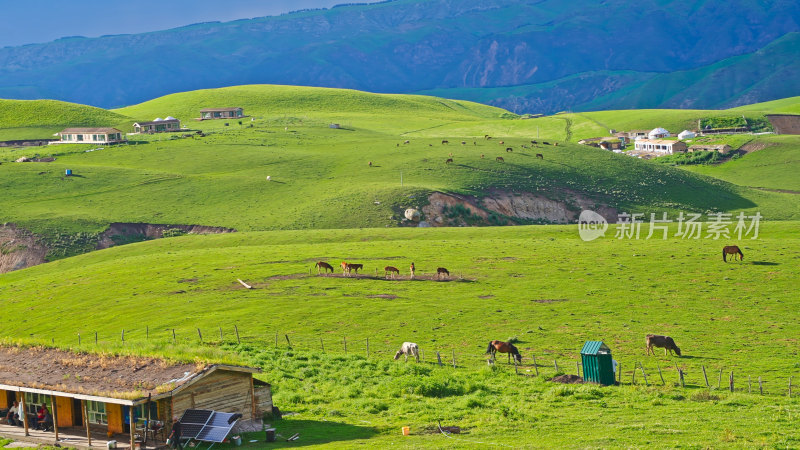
[731,95,800,114]
[1,223,799,447]
[0,99,133,141]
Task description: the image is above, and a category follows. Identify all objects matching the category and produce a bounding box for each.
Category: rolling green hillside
[1,86,798,243]
[0,99,133,141]
[1,223,799,447]
[731,95,800,114]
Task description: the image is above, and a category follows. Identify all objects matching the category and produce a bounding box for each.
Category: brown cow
[446,158,454,164]
[646,334,681,356]
[496,156,504,162]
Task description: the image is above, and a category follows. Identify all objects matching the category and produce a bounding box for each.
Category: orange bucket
[401,426,410,436]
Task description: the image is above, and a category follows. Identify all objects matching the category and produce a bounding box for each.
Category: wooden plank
[129,404,135,450]
[107,403,124,434]
[82,400,92,447]
[51,394,59,440]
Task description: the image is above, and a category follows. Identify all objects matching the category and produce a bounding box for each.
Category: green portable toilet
[581,341,615,386]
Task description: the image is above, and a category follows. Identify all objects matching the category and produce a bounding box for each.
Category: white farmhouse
[634,139,687,154]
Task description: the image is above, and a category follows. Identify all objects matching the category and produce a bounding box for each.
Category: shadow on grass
[751,261,779,266]
[235,418,378,448]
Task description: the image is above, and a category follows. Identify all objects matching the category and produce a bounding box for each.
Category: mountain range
[0,0,798,113]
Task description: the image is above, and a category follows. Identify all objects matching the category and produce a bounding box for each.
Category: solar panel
[178,409,240,444]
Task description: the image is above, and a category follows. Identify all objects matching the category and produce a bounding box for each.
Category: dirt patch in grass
[178,277,199,283]
[478,295,495,299]
[532,298,569,303]
[367,294,398,299]
[551,374,584,384]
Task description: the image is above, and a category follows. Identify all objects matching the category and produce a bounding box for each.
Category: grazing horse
[446,158,454,164]
[341,261,349,274]
[506,147,513,152]
[384,266,400,279]
[486,340,522,363]
[536,153,544,160]
[542,141,550,145]
[436,267,450,279]
[496,156,505,162]
[410,262,416,279]
[315,261,334,274]
[394,342,420,362]
[498,141,505,145]
[346,263,363,275]
[722,245,744,262]
[645,334,681,357]
[442,140,449,145]
[531,140,538,144]
[404,140,410,144]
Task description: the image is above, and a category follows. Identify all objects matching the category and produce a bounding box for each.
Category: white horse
[394,342,420,362]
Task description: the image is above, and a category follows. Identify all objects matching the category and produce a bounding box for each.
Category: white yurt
[648,127,670,139]
[678,130,696,140]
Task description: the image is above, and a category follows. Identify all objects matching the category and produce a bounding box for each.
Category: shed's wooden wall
[254,385,273,417]
[55,396,74,427]
[172,370,256,419]
[0,389,8,408]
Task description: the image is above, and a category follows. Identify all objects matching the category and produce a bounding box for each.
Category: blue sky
[0,0,372,47]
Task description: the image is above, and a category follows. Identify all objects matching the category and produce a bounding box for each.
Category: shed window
[87,401,107,424]
[23,392,53,415]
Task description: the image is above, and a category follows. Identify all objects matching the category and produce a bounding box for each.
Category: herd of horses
[315,261,450,279]
[393,138,555,166]
[392,334,682,366]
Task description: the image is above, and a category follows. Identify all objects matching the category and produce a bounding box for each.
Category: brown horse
[723,245,744,262]
[536,153,544,160]
[486,340,522,363]
[436,267,450,279]
[346,263,363,275]
[384,266,400,279]
[445,158,454,164]
[315,261,334,274]
[496,156,504,162]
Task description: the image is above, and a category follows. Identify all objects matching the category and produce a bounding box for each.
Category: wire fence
[41,325,799,399]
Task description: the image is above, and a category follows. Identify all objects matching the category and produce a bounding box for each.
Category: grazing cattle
[486,340,522,363]
[384,266,400,279]
[496,156,505,162]
[722,245,744,262]
[498,141,505,145]
[506,147,513,152]
[536,154,544,160]
[442,140,449,145]
[542,141,550,145]
[484,135,491,140]
[404,140,410,144]
[461,141,467,145]
[394,342,420,362]
[531,140,538,144]
[646,334,681,357]
[368,161,372,167]
[315,261,334,274]
[410,262,416,279]
[480,154,485,159]
[446,158,454,164]
[554,142,559,147]
[436,267,450,279]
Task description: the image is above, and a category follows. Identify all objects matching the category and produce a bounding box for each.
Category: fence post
[632,365,636,385]
[532,354,539,376]
[275,331,278,349]
[285,334,292,348]
[219,326,223,341]
[95,331,98,345]
[729,371,734,393]
[576,361,580,376]
[197,328,203,343]
[366,338,370,359]
[657,364,665,385]
[320,337,325,353]
[639,362,648,386]
[679,369,685,388]
[452,350,456,369]
[234,325,240,344]
[146,326,149,340]
[702,365,709,388]
[718,368,723,389]
[748,375,752,394]
[172,329,176,344]
[121,329,125,343]
[789,376,793,398]
[554,360,560,373]
[759,376,763,395]
[437,352,443,367]
[78,333,81,346]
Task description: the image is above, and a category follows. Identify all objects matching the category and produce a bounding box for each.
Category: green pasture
[1,85,799,243]
[1,223,799,447]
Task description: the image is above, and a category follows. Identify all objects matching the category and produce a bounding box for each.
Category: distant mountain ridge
[0,0,798,113]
